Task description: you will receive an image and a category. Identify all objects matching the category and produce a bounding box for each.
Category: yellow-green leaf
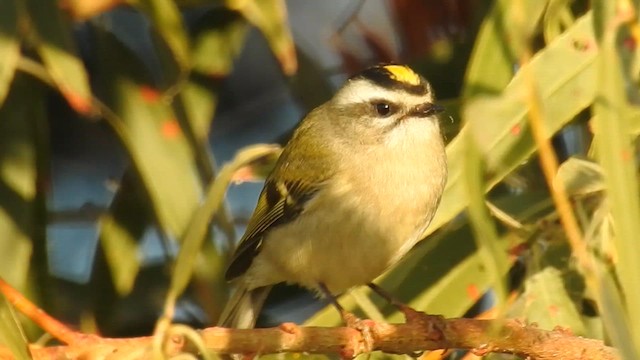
[227,0,297,75]
[25,0,92,114]
[0,293,31,360]
[95,30,201,241]
[515,267,586,334]
[555,158,604,196]
[163,144,281,309]
[428,12,597,237]
[0,0,19,106]
[133,0,190,72]
[0,75,44,290]
[592,1,640,355]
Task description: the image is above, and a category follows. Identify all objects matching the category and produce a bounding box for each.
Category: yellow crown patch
[383,65,421,86]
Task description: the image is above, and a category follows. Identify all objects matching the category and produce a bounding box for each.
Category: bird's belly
[254,214,405,294]
[245,182,434,294]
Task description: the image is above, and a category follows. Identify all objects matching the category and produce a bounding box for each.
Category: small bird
[219,64,448,329]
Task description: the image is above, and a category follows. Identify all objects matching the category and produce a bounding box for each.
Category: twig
[0,278,619,360]
[0,278,95,346]
[0,316,618,360]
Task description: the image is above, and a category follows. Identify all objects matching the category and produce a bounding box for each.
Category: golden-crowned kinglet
[219,64,448,329]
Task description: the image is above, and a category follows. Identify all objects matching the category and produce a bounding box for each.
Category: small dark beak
[414,103,445,117]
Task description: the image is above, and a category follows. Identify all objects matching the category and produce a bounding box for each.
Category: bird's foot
[397,303,424,324]
[340,310,376,355]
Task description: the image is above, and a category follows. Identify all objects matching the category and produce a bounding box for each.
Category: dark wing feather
[225,179,320,280]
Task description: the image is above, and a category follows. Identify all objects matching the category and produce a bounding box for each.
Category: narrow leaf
[227,0,297,75]
[516,267,586,334]
[555,158,604,196]
[134,0,190,72]
[427,12,597,237]
[97,171,151,295]
[592,1,640,355]
[164,144,281,307]
[0,0,19,106]
[25,0,92,114]
[0,75,44,290]
[0,293,31,360]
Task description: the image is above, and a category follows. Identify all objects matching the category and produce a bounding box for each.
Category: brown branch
[0,278,89,345]
[0,315,618,360]
[0,278,618,359]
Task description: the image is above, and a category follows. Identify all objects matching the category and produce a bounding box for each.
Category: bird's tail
[218,284,272,329]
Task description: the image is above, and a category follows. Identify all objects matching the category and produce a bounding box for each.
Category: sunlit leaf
[61,0,125,20]
[464,134,507,305]
[514,267,586,334]
[555,158,604,196]
[462,0,518,97]
[163,144,281,310]
[0,75,45,290]
[25,0,92,114]
[94,30,201,241]
[0,293,31,360]
[227,0,297,75]
[428,12,597,236]
[230,149,281,184]
[0,0,19,107]
[543,0,575,43]
[597,263,638,358]
[181,8,248,143]
[191,8,248,79]
[133,0,190,73]
[592,1,640,355]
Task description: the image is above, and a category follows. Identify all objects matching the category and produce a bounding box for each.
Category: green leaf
[427,12,597,237]
[0,293,31,360]
[592,2,640,355]
[94,30,201,241]
[0,0,19,106]
[513,267,586,334]
[134,0,190,73]
[0,75,45,290]
[543,0,575,43]
[180,8,248,144]
[555,158,604,196]
[597,264,638,358]
[191,8,248,79]
[25,0,92,114]
[464,134,508,305]
[463,0,550,97]
[163,144,281,309]
[97,171,152,295]
[227,0,297,75]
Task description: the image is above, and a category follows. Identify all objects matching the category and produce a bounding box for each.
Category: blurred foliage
[0,0,639,359]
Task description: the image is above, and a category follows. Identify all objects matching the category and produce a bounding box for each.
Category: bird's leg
[368,283,445,345]
[318,283,374,353]
[367,283,423,324]
[317,283,357,324]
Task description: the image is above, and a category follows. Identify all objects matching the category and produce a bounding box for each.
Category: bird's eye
[374,102,394,117]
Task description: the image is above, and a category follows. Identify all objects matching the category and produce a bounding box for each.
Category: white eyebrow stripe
[333,79,434,106]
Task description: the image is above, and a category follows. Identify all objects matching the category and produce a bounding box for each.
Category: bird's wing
[224,178,321,280]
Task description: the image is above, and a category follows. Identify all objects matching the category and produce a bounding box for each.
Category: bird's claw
[341,311,375,355]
